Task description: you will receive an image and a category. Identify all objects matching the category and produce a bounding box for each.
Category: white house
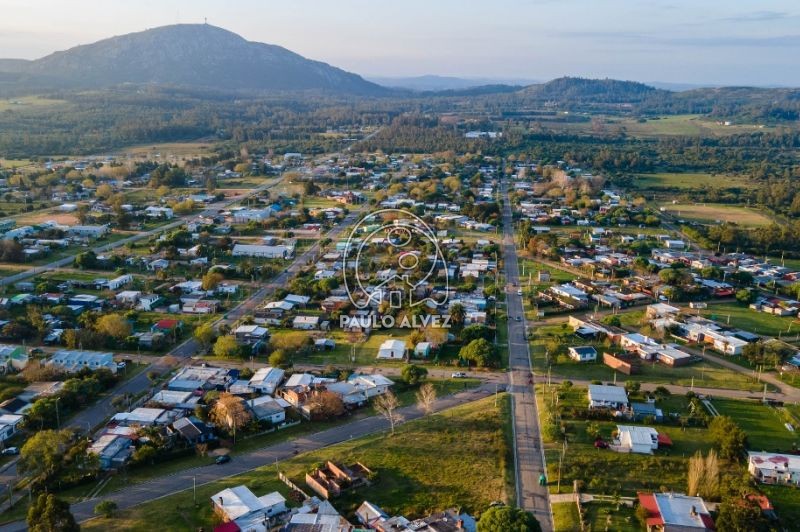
[48,350,117,374]
[106,274,133,291]
[0,414,23,441]
[67,225,109,238]
[568,346,597,362]
[248,367,285,395]
[232,244,294,259]
[144,206,174,219]
[348,374,394,398]
[587,384,628,410]
[748,451,800,486]
[292,316,320,330]
[616,425,659,454]
[376,339,406,360]
[211,486,287,527]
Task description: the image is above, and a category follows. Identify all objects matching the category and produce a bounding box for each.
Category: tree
[95,183,114,200]
[624,380,641,394]
[95,313,132,340]
[477,506,541,532]
[687,450,720,499]
[201,271,224,291]
[736,289,755,305]
[449,303,466,330]
[374,391,402,435]
[715,498,773,532]
[268,349,289,368]
[459,338,498,367]
[19,430,73,485]
[401,364,428,385]
[74,250,98,269]
[94,500,118,518]
[27,493,79,532]
[416,382,437,415]
[308,390,345,420]
[709,416,747,460]
[193,322,216,351]
[460,324,492,343]
[210,393,251,434]
[213,335,240,358]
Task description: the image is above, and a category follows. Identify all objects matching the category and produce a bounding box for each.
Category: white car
[451,372,468,378]
[517,289,523,296]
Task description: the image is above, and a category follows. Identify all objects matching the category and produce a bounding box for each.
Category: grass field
[700,302,798,337]
[634,172,752,190]
[115,141,215,160]
[712,398,800,452]
[0,95,66,112]
[762,485,800,525]
[82,395,511,531]
[622,114,772,138]
[660,203,773,227]
[537,384,715,496]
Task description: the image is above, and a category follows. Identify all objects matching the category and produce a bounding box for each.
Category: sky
[0,0,799,86]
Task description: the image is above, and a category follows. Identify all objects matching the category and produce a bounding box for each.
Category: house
[105,274,133,290]
[144,206,174,219]
[616,425,659,454]
[314,338,336,351]
[48,350,117,374]
[152,319,182,335]
[137,294,162,311]
[293,316,320,330]
[182,299,220,314]
[286,497,350,532]
[150,390,198,408]
[568,346,597,363]
[67,224,109,238]
[168,365,232,392]
[0,345,28,373]
[247,395,289,424]
[115,290,141,305]
[414,342,432,358]
[231,243,294,259]
[376,339,406,360]
[0,414,23,441]
[348,374,394,398]
[326,382,368,407]
[748,451,800,486]
[284,294,311,307]
[234,325,270,345]
[637,492,715,531]
[110,407,176,426]
[588,384,628,410]
[232,209,272,224]
[211,486,287,529]
[248,367,285,395]
[89,434,133,469]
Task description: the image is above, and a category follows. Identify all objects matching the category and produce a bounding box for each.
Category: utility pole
[557,438,567,493]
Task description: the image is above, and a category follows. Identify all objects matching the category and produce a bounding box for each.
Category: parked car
[2,447,19,456]
[215,455,231,465]
[517,289,523,296]
[451,372,467,378]
[593,439,608,449]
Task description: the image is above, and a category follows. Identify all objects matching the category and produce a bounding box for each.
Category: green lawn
[83,395,512,531]
[701,303,797,337]
[712,398,800,452]
[536,385,714,496]
[552,502,582,530]
[634,172,752,190]
[581,502,638,531]
[762,485,800,525]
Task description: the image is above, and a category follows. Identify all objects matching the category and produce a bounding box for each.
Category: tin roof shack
[305,461,372,499]
[637,492,715,531]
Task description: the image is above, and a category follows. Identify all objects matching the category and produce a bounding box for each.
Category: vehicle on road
[116,362,127,369]
[516,316,522,321]
[1,447,19,455]
[517,289,523,296]
[215,455,231,465]
[451,372,467,378]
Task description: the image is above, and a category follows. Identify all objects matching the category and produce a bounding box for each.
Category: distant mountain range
[368,75,538,92]
[0,24,386,95]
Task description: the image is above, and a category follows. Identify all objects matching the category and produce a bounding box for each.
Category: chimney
[690,505,697,517]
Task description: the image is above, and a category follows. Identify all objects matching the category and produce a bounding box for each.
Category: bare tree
[374,391,402,435]
[415,383,437,415]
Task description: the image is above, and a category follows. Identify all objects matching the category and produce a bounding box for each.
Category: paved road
[501,179,553,531]
[62,383,497,524]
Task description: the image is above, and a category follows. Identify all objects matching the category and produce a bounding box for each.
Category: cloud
[720,10,793,23]
[557,30,800,49]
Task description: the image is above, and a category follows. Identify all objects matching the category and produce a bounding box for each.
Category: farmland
[659,203,773,227]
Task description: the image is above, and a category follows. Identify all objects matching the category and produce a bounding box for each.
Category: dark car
[594,439,609,449]
[215,455,231,465]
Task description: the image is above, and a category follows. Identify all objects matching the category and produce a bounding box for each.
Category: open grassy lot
[82,395,511,531]
[114,141,215,160]
[660,203,773,227]
[700,302,797,337]
[537,384,714,496]
[530,325,763,392]
[711,398,800,452]
[622,114,772,138]
[634,172,752,190]
[552,502,582,530]
[0,95,67,112]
